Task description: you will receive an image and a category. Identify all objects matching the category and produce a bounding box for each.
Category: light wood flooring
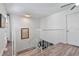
[18,43,79,56]
[3,41,12,56]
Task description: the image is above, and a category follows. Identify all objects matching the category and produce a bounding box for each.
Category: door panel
[68,31,79,46]
[67,13,79,46]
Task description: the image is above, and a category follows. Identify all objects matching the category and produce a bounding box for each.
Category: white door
[67,12,79,46]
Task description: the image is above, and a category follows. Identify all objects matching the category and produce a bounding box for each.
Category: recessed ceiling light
[24,14,31,18]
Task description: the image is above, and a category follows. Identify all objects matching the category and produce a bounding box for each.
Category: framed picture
[0,14,6,28]
[21,28,29,39]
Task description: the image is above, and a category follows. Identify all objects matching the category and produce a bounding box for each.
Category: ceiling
[5,3,73,19]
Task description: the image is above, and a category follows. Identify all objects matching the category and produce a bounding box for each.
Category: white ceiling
[5,3,73,19]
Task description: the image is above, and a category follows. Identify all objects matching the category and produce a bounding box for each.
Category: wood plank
[17,43,79,56]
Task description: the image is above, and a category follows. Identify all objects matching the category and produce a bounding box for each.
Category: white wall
[10,15,40,53]
[0,4,7,56]
[40,6,79,44]
[40,11,67,44]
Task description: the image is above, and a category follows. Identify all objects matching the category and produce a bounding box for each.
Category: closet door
[67,12,79,46]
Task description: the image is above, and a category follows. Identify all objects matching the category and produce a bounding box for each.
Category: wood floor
[18,43,79,56]
[3,41,12,56]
